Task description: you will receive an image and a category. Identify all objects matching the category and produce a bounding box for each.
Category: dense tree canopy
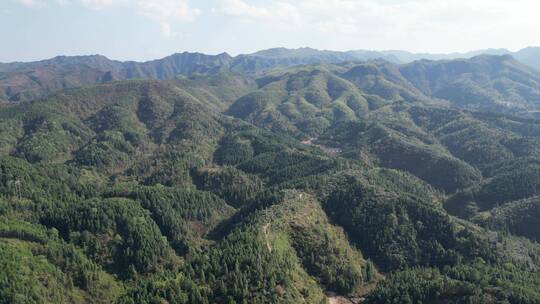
[3,54,540,303]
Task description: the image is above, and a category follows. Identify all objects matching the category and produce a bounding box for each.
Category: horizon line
[1,45,538,65]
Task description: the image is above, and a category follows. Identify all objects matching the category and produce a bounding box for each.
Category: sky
[1,0,540,62]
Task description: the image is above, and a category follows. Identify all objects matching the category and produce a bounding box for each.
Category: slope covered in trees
[4,49,540,116]
[2,53,540,303]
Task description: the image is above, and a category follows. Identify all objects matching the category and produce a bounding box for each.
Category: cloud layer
[214,0,540,52]
[11,0,540,54]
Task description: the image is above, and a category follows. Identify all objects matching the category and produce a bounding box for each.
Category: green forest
[2,52,540,304]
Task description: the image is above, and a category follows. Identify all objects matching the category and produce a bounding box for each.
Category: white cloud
[13,0,200,37]
[79,0,129,9]
[137,0,200,37]
[15,0,48,7]
[138,0,200,22]
[216,0,300,27]
[15,0,71,6]
[159,22,172,37]
[217,0,272,19]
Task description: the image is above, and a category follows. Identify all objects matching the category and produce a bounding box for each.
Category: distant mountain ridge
[5,46,535,67]
[247,46,540,70]
[0,52,234,102]
[380,47,540,68]
[2,46,540,104]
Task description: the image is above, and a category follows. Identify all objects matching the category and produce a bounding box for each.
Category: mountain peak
[216,52,233,59]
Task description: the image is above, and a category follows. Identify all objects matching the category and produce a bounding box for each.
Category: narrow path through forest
[301,138,342,155]
[262,222,272,252]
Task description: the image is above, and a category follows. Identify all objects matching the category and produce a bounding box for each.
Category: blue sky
[2,0,540,62]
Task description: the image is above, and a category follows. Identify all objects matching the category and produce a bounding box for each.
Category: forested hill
[3,47,540,107]
[3,53,540,303]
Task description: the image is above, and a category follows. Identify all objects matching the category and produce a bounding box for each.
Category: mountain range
[2,46,540,104]
[3,48,540,303]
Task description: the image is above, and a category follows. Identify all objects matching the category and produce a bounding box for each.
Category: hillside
[473,196,540,242]
[4,47,540,107]
[0,52,234,103]
[400,55,540,113]
[2,54,540,303]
